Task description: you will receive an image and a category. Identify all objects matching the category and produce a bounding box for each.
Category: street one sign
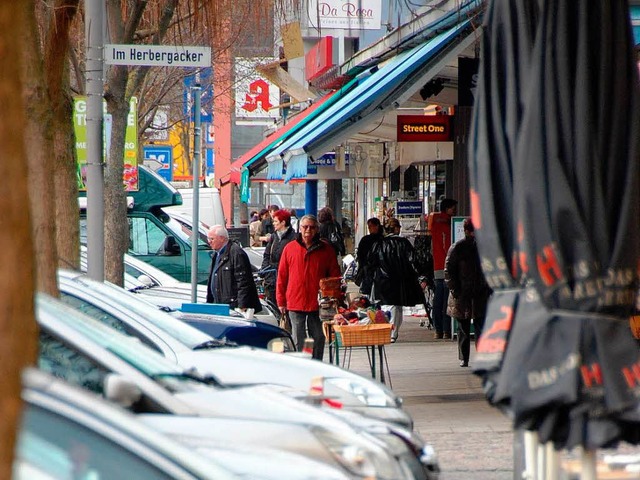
[105,44,211,67]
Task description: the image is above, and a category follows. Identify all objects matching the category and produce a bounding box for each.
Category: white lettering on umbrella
[528,353,580,390]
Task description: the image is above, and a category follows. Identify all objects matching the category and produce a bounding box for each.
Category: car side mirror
[104,373,142,408]
[157,235,181,256]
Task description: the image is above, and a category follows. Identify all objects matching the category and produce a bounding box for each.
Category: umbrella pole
[580,449,597,480]
[523,430,539,479]
[544,442,560,480]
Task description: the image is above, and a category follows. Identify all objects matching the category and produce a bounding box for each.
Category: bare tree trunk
[103,0,177,285]
[45,0,81,272]
[23,0,58,295]
[0,3,38,477]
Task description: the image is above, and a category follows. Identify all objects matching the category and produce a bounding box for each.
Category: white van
[164,187,226,228]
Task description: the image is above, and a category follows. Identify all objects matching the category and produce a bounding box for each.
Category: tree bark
[23,0,58,295]
[44,0,81,272]
[0,3,38,477]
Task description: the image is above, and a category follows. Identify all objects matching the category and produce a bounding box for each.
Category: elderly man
[206,224,262,315]
[276,214,341,360]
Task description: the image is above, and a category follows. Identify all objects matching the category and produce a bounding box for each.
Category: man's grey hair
[209,224,229,239]
[299,214,318,226]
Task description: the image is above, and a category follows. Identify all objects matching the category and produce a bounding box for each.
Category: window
[128,217,167,256]
[58,293,162,353]
[38,333,110,395]
[18,405,175,480]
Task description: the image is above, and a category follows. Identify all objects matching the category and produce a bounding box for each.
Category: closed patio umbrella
[470,0,640,454]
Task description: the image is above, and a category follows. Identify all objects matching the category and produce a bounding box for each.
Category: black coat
[444,236,491,320]
[319,221,346,256]
[261,227,297,288]
[206,241,262,312]
[368,235,424,306]
[356,232,383,294]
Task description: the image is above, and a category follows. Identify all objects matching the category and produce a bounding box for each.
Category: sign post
[94,43,211,297]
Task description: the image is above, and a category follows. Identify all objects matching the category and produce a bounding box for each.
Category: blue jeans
[433,279,451,335]
[289,310,325,360]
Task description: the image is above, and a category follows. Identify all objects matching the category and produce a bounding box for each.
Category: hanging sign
[397,115,454,142]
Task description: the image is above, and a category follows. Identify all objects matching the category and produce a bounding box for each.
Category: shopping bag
[279,311,292,333]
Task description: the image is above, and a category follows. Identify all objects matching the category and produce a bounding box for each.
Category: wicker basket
[333,323,392,347]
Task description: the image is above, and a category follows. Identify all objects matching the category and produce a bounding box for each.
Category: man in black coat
[368,218,424,342]
[206,225,262,315]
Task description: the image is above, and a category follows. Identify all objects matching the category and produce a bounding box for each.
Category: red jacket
[276,236,341,312]
[428,211,452,271]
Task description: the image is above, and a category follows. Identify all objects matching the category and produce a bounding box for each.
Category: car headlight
[321,377,399,408]
[313,427,405,479]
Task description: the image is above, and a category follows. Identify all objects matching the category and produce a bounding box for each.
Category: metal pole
[85,0,105,281]
[190,86,202,302]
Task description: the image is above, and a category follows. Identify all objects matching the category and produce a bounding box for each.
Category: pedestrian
[444,218,491,367]
[276,214,341,359]
[259,204,279,244]
[355,217,383,296]
[250,210,259,223]
[368,217,424,343]
[318,206,346,258]
[288,208,299,232]
[261,209,297,309]
[427,198,458,339]
[250,209,266,247]
[206,225,262,317]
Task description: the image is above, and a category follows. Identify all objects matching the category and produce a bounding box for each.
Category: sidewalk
[331,313,640,480]
[329,314,514,479]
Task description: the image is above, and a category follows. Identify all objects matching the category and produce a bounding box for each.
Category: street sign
[105,44,211,67]
[143,145,173,181]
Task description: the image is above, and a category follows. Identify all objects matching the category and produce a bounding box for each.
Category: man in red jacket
[427,198,458,339]
[277,214,341,360]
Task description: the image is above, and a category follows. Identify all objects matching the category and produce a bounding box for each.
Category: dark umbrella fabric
[470,0,640,450]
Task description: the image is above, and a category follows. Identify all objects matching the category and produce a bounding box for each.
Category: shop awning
[228,87,355,184]
[269,16,479,181]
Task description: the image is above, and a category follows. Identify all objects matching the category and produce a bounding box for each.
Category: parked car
[80,165,213,284]
[15,368,236,480]
[83,246,280,325]
[17,369,355,479]
[36,293,412,479]
[57,269,415,432]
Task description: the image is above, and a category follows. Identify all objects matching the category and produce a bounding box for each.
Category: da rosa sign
[307,0,381,30]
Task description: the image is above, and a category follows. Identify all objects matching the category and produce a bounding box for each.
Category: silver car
[17,368,352,480]
[37,294,413,479]
[58,269,414,430]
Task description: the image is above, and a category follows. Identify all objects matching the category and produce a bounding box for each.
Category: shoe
[390,337,397,343]
[460,360,469,367]
[433,332,443,339]
[443,333,451,340]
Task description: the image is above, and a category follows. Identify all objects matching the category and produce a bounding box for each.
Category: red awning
[229,92,335,184]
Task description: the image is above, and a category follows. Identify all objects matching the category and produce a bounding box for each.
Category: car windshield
[163,215,209,248]
[69,275,217,350]
[39,296,188,377]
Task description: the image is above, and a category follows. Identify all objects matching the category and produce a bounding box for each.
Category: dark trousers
[433,279,451,335]
[289,310,325,360]
[456,316,486,363]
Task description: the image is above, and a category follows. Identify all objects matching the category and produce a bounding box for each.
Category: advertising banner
[235,57,280,124]
[73,96,139,190]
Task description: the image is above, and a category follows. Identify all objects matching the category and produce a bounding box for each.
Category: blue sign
[184,68,213,123]
[143,145,173,181]
[396,201,423,216]
[307,152,350,174]
[205,148,215,176]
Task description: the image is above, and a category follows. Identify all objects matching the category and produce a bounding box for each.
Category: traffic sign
[105,44,211,67]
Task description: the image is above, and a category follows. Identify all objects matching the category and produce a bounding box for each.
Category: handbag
[279,311,292,333]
